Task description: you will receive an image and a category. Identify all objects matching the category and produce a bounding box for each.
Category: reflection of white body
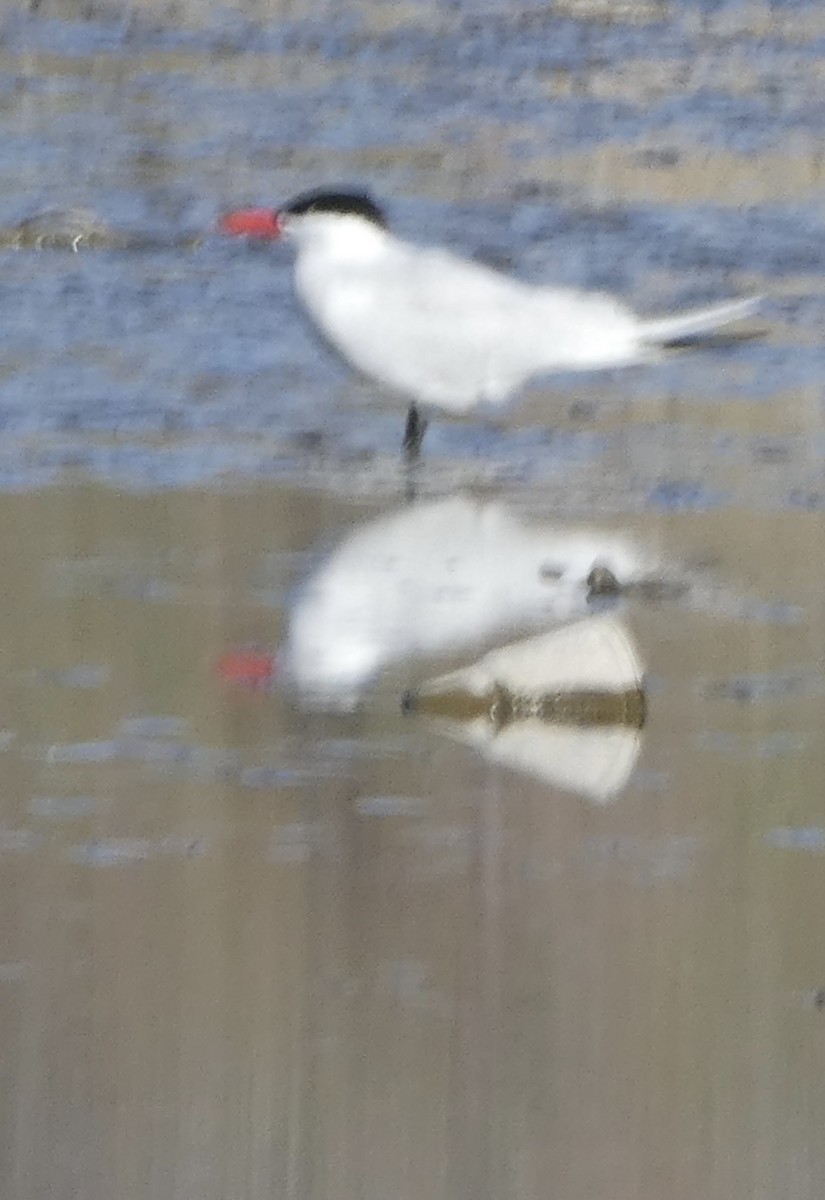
[414,616,645,803]
[285,496,652,704]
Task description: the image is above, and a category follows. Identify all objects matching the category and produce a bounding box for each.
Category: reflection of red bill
[217,648,276,690]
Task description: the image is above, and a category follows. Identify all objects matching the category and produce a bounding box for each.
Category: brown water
[2,2,825,1199]
[1,484,824,1200]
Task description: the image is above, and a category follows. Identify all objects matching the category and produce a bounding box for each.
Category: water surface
[1,4,825,1200]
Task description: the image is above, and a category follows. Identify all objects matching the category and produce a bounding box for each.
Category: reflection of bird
[284,495,655,706]
[221,187,760,454]
[405,615,646,803]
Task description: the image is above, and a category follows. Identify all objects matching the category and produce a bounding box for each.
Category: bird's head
[219,188,388,246]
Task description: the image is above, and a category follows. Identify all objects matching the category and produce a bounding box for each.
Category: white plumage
[290,212,758,411]
[222,190,760,419]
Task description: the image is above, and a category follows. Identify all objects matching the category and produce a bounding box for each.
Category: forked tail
[639,296,762,345]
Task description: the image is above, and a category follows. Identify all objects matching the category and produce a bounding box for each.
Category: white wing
[297,239,640,409]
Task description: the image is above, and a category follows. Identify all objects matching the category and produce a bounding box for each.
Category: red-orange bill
[219,208,282,239]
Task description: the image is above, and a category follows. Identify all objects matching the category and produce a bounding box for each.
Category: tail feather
[639,296,762,345]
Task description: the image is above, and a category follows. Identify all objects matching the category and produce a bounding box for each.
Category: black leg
[402,402,428,461]
[402,403,428,503]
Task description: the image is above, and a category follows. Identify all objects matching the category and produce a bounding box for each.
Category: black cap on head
[281,188,388,229]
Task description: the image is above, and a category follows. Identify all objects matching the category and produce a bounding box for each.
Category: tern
[221,188,760,455]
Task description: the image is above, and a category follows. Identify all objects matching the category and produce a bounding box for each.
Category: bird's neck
[292,217,390,266]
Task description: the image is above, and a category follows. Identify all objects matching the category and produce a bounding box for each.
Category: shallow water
[1,4,825,1200]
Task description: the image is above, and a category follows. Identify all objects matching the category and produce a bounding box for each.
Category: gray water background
[0,0,821,504]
